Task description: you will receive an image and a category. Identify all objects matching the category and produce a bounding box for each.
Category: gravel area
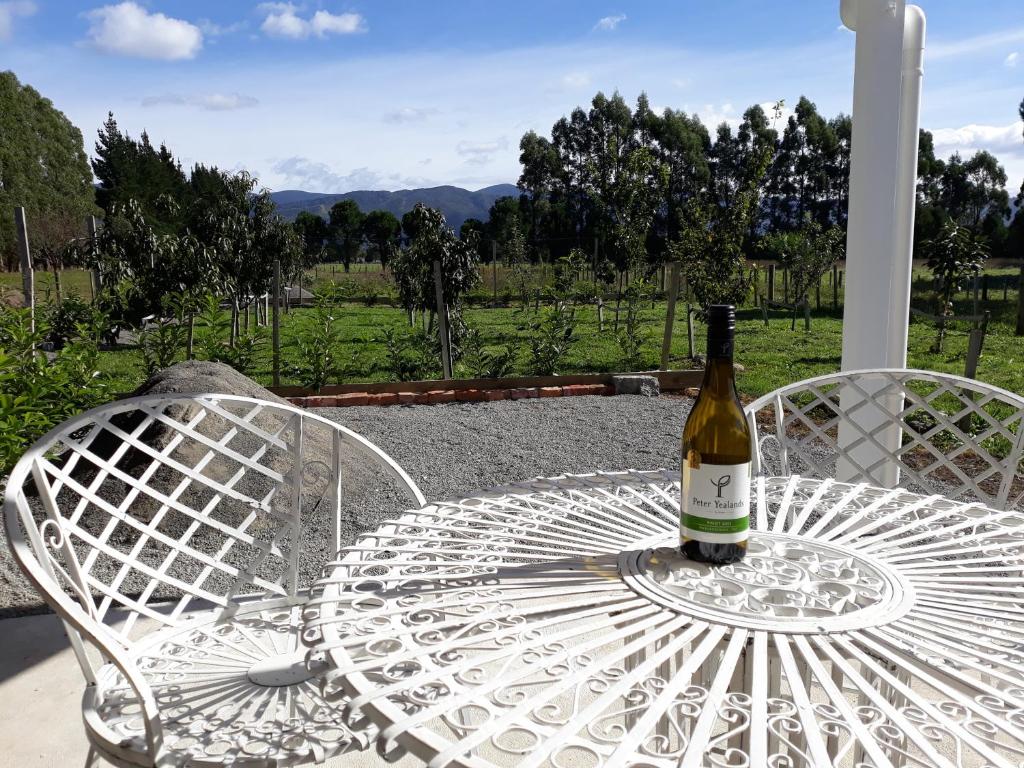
[0,395,691,617]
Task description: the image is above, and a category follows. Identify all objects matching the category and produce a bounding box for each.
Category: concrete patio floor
[0,612,424,767]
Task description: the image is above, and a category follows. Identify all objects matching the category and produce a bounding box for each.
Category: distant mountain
[271,183,519,231]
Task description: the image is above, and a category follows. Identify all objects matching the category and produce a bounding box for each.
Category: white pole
[836,0,925,486]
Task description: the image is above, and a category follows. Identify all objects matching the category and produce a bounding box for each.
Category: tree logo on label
[710,475,732,498]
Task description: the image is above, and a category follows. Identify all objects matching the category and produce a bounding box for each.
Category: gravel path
[0,395,691,617]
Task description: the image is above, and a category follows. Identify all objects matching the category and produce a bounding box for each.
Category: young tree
[390,204,480,345]
[91,198,213,330]
[924,219,990,352]
[328,200,365,271]
[361,209,401,268]
[759,219,844,329]
[672,140,773,316]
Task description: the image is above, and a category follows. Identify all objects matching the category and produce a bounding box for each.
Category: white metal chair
[3,393,426,767]
[744,368,1024,509]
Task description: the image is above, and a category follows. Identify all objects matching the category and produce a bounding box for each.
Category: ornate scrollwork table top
[303,471,1024,768]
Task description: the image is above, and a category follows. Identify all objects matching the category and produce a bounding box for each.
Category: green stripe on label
[681,514,750,535]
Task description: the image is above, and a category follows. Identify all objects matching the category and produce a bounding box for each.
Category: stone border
[288,383,615,408]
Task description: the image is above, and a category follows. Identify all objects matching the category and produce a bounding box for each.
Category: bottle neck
[701,328,736,398]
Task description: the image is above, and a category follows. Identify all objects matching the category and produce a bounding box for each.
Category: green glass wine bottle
[680,304,751,565]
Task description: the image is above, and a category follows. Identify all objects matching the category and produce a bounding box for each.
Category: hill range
[270,183,519,231]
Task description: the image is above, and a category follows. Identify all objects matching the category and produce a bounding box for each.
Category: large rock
[612,375,660,397]
[131,360,291,405]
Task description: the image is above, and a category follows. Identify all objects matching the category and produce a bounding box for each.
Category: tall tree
[293,211,328,263]
[328,199,365,272]
[92,112,188,233]
[0,71,95,270]
[361,209,401,268]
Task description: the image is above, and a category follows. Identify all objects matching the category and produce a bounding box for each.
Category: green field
[101,270,1024,398]
[6,264,1023,399]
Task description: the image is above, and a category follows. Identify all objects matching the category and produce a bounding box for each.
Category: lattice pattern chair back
[5,393,426,674]
[744,369,1024,509]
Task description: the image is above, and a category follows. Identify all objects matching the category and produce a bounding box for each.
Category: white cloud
[142,92,260,111]
[197,18,246,37]
[260,5,365,40]
[1006,52,1020,68]
[0,0,34,41]
[382,107,439,124]
[311,10,364,36]
[931,121,1024,158]
[84,2,202,60]
[456,137,510,166]
[271,157,428,192]
[928,28,1024,60]
[594,14,626,32]
[561,71,591,88]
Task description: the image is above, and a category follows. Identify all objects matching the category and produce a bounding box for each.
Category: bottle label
[680,460,751,544]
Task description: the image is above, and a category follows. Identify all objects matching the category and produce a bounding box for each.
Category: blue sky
[1,1,1022,194]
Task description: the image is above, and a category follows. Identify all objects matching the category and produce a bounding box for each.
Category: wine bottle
[680,304,751,565]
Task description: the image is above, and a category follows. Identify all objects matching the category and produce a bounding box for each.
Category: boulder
[131,360,291,405]
[612,375,660,397]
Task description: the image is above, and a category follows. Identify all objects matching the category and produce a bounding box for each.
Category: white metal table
[302,470,1024,768]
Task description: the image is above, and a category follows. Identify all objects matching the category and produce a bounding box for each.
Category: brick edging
[288,383,615,408]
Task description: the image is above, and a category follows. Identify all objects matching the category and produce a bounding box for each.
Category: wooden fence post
[972,273,980,318]
[433,260,453,379]
[1017,260,1024,336]
[832,264,839,309]
[272,260,281,387]
[660,263,680,370]
[981,274,989,302]
[87,215,102,301]
[686,305,695,360]
[14,207,34,333]
[783,268,790,304]
[768,264,776,303]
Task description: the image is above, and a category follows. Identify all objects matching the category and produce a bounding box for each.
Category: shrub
[382,327,438,382]
[461,328,518,379]
[290,305,344,392]
[524,299,576,375]
[138,320,187,375]
[0,307,110,474]
[43,294,108,350]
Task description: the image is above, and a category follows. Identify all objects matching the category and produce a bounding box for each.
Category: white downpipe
[836,0,926,486]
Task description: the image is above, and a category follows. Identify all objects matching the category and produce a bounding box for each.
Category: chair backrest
[744,368,1024,509]
[3,394,426,665]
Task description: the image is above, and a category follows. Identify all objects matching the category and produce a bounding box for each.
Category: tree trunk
[186,314,195,360]
[614,272,623,333]
[51,263,64,304]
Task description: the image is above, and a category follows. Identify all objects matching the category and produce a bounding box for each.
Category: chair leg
[84,747,101,768]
